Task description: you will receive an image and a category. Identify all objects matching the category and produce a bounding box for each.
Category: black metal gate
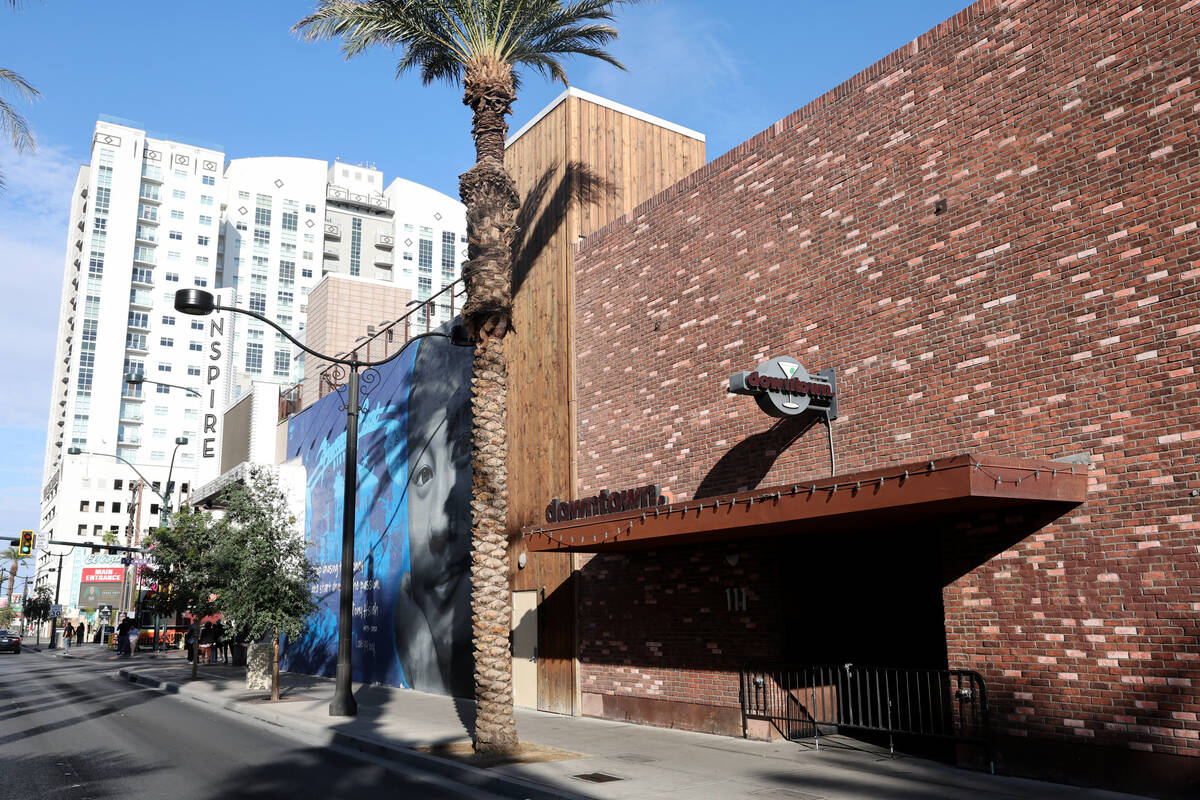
[740,663,991,767]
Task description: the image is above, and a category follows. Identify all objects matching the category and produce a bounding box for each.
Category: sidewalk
[55,648,1149,800]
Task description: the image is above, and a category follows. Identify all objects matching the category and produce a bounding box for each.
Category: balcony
[323,247,339,260]
[324,223,340,240]
[376,234,394,249]
[137,211,159,225]
[135,230,157,246]
[76,218,84,231]
[325,183,392,215]
[138,185,161,204]
[374,254,393,268]
[140,165,163,184]
[127,317,150,332]
[116,434,141,446]
[119,408,143,423]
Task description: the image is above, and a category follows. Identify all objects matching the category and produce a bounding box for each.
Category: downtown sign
[728,357,838,419]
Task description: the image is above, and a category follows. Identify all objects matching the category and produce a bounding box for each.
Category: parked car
[0,630,20,654]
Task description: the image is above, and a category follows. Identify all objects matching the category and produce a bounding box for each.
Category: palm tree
[294,0,634,754]
[1,0,39,190]
[2,547,28,610]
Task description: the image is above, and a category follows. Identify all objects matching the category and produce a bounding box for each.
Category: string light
[520,457,1078,545]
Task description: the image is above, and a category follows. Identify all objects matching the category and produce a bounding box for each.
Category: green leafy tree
[142,507,222,679]
[211,468,316,701]
[1,1,40,190]
[294,0,635,754]
[23,585,52,644]
[0,605,15,630]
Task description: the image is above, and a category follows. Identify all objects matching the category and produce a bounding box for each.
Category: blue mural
[282,331,474,697]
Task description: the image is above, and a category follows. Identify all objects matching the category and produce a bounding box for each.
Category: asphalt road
[0,648,498,799]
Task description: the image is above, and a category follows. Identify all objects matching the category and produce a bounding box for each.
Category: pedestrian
[213,620,227,664]
[116,615,131,657]
[185,620,198,662]
[127,619,140,657]
[63,622,74,651]
[76,623,84,647]
[199,622,215,664]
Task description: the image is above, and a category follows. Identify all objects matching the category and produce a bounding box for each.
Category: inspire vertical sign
[203,314,223,459]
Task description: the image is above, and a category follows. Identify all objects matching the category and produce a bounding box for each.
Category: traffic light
[18,530,34,556]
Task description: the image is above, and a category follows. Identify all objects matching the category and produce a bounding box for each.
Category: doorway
[511,590,538,708]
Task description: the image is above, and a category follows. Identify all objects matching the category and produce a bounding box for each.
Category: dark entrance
[778,527,948,670]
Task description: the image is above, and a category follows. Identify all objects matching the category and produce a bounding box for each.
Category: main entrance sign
[545,484,668,523]
[728,357,838,419]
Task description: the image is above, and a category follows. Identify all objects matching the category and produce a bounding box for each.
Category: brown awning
[522,453,1087,553]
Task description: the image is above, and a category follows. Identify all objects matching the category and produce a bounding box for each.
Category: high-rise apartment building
[39,117,222,607]
[39,118,467,619]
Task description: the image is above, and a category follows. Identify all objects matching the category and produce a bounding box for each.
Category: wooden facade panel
[505,91,706,714]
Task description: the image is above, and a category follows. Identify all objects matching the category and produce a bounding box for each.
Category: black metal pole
[329,364,360,717]
[49,553,63,649]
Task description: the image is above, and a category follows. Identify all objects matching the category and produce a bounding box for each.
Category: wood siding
[504,91,705,715]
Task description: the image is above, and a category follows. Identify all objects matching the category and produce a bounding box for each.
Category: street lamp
[175,287,470,717]
[125,373,202,399]
[68,436,189,528]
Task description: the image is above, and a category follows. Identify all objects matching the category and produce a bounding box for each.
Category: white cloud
[0,138,82,430]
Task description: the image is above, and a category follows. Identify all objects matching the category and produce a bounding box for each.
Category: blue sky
[0,0,969,536]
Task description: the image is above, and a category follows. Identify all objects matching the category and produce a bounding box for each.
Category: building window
[169,230,183,241]
[249,292,266,313]
[350,218,362,276]
[246,342,263,372]
[202,175,215,186]
[189,341,203,352]
[112,502,121,513]
[165,272,179,282]
[194,278,208,287]
[273,350,290,376]
[157,363,172,373]
[201,195,213,206]
[418,239,432,271]
[281,211,298,232]
[239,190,250,200]
[156,384,170,395]
[301,268,312,278]
[172,189,185,200]
[170,210,184,220]
[305,204,315,213]
[160,337,174,347]
[236,221,247,231]
[187,366,201,377]
[253,228,270,246]
[197,235,210,246]
[254,207,272,227]
[199,215,212,225]
[162,315,175,325]
[277,290,293,307]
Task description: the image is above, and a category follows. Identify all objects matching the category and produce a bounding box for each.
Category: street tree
[294,0,636,755]
[1,0,40,190]
[211,469,316,702]
[142,508,222,679]
[0,605,15,630]
[23,585,51,644]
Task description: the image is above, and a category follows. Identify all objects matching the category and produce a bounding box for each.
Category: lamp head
[174,436,188,445]
[175,288,216,316]
[124,372,144,385]
[67,447,82,455]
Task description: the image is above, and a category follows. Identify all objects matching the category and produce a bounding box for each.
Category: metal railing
[741,663,990,763]
[317,278,466,399]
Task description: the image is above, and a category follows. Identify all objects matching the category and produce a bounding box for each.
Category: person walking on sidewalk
[199,622,215,664]
[116,616,131,657]
[63,622,74,651]
[76,623,84,646]
[213,620,227,663]
[127,619,140,657]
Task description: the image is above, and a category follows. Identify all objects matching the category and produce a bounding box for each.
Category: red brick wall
[572,0,1200,764]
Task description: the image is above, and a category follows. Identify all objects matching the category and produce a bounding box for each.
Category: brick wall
[572,0,1200,767]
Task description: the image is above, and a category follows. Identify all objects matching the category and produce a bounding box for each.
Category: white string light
[520,457,1078,546]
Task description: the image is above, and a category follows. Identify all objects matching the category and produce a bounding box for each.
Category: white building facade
[39,117,222,614]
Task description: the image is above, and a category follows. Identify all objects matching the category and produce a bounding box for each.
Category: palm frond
[294,0,638,89]
[0,69,38,152]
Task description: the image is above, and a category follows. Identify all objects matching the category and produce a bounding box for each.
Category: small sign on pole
[49,604,63,619]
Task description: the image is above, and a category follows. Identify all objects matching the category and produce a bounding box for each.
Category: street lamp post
[47,551,65,648]
[173,288,470,717]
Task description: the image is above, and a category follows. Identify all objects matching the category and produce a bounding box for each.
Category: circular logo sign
[728,357,836,419]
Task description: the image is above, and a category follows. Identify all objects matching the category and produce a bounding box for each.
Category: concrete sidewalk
[53,648,1148,800]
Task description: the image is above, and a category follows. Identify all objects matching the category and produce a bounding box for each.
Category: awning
[522,453,1087,553]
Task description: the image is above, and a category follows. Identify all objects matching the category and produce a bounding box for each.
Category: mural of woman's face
[408,411,472,625]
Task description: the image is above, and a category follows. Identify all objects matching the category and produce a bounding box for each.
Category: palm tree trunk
[461,60,519,755]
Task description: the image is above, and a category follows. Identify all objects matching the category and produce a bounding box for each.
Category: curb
[117,667,590,800]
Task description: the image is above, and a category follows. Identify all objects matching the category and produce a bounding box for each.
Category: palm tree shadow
[512,159,617,298]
